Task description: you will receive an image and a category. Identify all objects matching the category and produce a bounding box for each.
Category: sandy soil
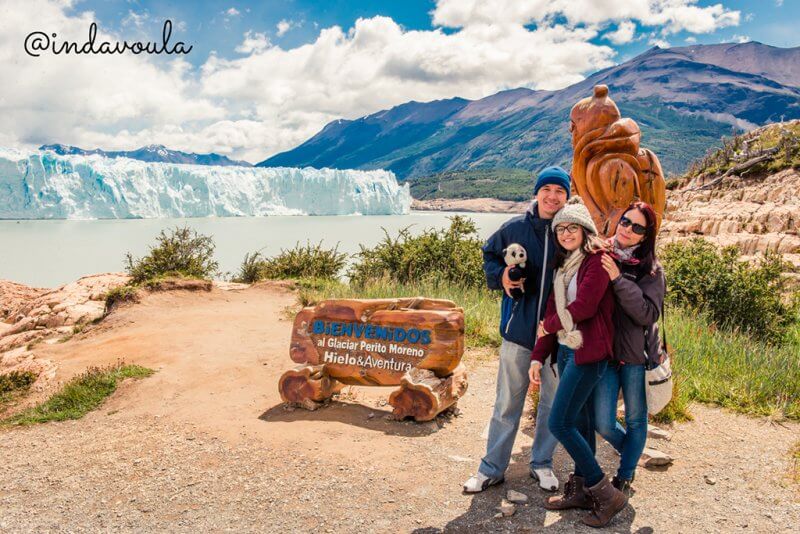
[1,283,798,532]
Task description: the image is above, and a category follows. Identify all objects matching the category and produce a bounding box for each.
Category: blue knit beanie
[534,166,571,198]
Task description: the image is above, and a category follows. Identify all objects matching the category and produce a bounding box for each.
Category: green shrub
[234,242,347,283]
[661,238,798,342]
[234,251,266,283]
[103,285,140,312]
[0,370,39,407]
[125,226,218,284]
[3,363,153,426]
[263,242,346,280]
[348,215,484,288]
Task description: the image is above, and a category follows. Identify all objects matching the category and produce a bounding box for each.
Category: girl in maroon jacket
[528,196,627,528]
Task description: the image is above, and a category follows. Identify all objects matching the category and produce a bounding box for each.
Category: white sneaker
[463,472,504,493]
[530,467,559,492]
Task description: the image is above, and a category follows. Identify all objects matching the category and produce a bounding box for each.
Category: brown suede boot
[543,473,592,510]
[582,476,628,528]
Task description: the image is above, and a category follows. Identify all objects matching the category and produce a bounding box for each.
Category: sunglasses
[619,216,647,236]
[555,223,582,235]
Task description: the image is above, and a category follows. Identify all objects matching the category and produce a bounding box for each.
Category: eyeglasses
[555,223,581,235]
[619,216,647,236]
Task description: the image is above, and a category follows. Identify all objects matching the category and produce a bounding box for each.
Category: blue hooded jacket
[482,201,557,350]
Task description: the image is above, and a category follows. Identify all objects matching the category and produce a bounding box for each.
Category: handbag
[644,298,673,415]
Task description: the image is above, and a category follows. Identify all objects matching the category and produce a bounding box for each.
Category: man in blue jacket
[463,166,570,493]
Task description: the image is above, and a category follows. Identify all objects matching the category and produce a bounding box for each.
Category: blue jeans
[592,361,648,481]
[549,344,608,487]
[479,340,559,478]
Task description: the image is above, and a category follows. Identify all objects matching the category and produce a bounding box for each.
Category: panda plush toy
[502,243,527,300]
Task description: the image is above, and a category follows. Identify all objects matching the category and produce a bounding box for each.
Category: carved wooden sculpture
[570,85,666,236]
[279,297,467,421]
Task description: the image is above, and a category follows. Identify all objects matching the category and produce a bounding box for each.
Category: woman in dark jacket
[595,201,666,494]
[529,197,627,528]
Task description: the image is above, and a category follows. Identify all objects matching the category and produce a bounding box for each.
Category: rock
[506,490,528,504]
[704,475,717,485]
[497,499,516,517]
[639,447,674,467]
[661,167,800,273]
[647,424,672,440]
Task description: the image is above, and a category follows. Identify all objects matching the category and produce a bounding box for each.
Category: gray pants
[479,339,559,478]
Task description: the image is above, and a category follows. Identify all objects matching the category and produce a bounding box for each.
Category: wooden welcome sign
[279,297,468,421]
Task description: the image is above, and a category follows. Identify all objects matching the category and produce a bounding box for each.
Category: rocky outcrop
[412,197,527,213]
[660,168,800,267]
[0,273,130,354]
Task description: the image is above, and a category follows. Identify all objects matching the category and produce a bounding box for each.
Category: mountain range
[257,42,800,180]
[39,144,252,167]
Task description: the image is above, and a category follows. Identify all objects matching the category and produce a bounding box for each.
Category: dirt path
[1,284,798,532]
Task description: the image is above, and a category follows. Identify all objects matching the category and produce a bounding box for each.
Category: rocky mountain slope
[660,120,800,270]
[259,42,800,181]
[39,144,252,167]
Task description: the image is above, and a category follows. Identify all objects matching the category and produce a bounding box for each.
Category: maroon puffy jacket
[531,251,615,366]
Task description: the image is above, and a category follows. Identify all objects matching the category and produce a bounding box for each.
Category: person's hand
[601,254,621,281]
[501,265,524,298]
[537,320,548,339]
[529,361,542,386]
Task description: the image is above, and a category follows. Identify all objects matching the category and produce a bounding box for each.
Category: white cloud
[121,9,149,29]
[0,0,223,149]
[649,37,671,48]
[0,0,744,164]
[226,8,240,17]
[276,19,295,37]
[604,21,636,45]
[685,36,697,43]
[235,30,270,54]
[432,0,740,35]
[776,0,784,6]
[728,34,750,43]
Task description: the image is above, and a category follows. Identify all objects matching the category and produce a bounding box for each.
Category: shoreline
[411,197,527,213]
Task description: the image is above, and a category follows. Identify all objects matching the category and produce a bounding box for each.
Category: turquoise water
[0,212,513,288]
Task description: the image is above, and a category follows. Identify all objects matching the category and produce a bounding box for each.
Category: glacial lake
[0,212,513,288]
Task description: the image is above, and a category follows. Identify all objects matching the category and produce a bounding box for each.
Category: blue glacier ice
[0,148,411,219]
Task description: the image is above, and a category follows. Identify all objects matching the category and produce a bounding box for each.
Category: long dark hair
[621,201,658,276]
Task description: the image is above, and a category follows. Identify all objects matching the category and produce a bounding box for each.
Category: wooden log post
[388,363,468,421]
[278,364,344,410]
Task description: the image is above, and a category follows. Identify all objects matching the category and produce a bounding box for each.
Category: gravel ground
[2,371,798,533]
[1,285,798,532]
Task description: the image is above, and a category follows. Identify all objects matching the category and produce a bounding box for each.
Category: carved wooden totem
[570,85,666,236]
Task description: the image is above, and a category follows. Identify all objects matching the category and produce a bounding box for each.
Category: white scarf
[553,248,586,349]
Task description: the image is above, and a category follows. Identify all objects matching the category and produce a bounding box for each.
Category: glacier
[0,148,411,219]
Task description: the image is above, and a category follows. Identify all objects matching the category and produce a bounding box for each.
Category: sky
[1,0,797,163]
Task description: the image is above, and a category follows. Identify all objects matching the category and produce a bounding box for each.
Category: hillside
[660,120,800,269]
[258,42,800,181]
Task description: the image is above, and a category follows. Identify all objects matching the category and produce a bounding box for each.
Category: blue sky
[72,0,799,67]
[2,0,797,162]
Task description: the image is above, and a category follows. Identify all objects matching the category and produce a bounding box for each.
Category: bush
[234,251,266,283]
[103,285,140,312]
[0,370,39,407]
[125,226,218,284]
[233,242,347,283]
[661,238,799,342]
[348,215,484,288]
